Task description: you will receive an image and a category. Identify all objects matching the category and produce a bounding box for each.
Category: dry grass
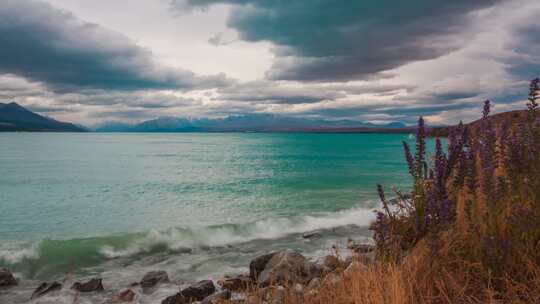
[232,236,540,304]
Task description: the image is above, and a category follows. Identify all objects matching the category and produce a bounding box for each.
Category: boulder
[109,289,136,303]
[322,272,341,286]
[31,281,62,299]
[217,274,252,291]
[257,250,318,286]
[0,268,17,287]
[180,280,216,301]
[249,252,275,280]
[302,231,322,239]
[293,283,303,296]
[347,239,375,254]
[71,278,104,292]
[307,278,321,290]
[322,255,341,271]
[140,270,170,288]
[201,290,231,304]
[162,293,187,304]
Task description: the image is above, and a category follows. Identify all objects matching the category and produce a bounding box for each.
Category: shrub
[370,78,540,302]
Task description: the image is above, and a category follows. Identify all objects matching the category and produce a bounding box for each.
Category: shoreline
[0,225,374,304]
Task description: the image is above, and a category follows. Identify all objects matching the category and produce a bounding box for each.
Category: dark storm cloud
[215,81,415,105]
[298,101,479,122]
[506,25,540,81]
[0,0,233,92]
[215,81,345,104]
[172,0,501,82]
[26,104,78,113]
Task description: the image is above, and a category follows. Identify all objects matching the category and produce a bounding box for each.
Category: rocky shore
[0,239,375,304]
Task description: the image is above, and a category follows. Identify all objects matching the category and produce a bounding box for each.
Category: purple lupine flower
[415,116,426,180]
[479,100,496,203]
[439,198,454,225]
[446,121,464,176]
[482,99,491,119]
[434,138,448,198]
[402,141,415,177]
[370,211,390,253]
[377,184,386,203]
[528,77,539,113]
[497,120,509,169]
[377,184,393,220]
[465,145,477,195]
[453,126,469,188]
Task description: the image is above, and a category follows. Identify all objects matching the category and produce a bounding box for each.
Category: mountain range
[0,101,413,133]
[94,114,407,133]
[0,102,86,132]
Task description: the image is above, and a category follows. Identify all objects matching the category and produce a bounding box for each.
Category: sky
[0,0,539,126]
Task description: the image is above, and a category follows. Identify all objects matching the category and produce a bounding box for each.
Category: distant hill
[95,114,408,133]
[429,109,539,137]
[0,102,86,132]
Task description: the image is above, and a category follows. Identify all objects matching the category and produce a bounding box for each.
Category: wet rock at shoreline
[0,268,17,287]
[31,281,62,299]
[162,292,187,304]
[302,230,322,239]
[250,252,276,280]
[71,278,104,292]
[322,255,341,271]
[201,290,231,304]
[218,274,252,291]
[257,250,319,286]
[108,289,136,303]
[180,280,216,301]
[347,238,375,254]
[141,270,170,289]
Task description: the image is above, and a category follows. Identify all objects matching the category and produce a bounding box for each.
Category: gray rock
[258,250,318,286]
[322,255,341,271]
[302,231,322,239]
[307,278,321,290]
[161,293,187,304]
[31,281,62,299]
[140,270,170,288]
[201,290,231,304]
[109,289,136,303]
[249,252,276,280]
[0,268,17,287]
[347,239,375,254]
[218,274,252,291]
[180,280,216,301]
[71,278,104,292]
[322,272,341,286]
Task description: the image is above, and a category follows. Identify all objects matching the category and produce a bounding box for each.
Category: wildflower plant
[370,78,540,284]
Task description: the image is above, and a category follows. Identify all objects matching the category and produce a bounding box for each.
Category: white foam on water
[99,206,377,258]
[0,242,40,264]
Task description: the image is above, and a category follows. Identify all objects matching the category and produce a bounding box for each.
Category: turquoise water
[0,132,427,301]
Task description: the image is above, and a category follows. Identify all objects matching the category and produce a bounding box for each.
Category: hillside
[0,102,86,132]
[429,109,538,137]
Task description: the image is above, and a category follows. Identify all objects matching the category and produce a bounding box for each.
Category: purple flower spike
[402,141,415,177]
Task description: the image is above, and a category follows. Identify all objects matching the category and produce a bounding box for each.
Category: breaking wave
[0,206,375,278]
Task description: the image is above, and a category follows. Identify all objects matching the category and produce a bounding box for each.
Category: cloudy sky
[0,0,539,126]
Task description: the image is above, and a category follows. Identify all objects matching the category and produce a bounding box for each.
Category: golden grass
[232,237,540,304]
